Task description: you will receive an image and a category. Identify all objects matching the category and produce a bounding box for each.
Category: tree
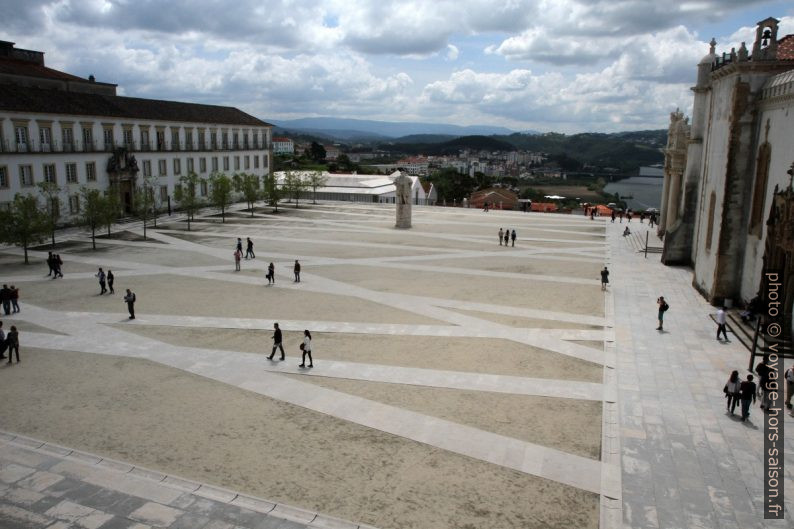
[80,187,106,250]
[264,173,281,213]
[209,172,234,222]
[174,172,203,231]
[142,175,161,228]
[36,181,61,248]
[308,142,326,162]
[306,171,328,204]
[428,168,475,203]
[133,183,155,240]
[234,173,261,217]
[0,193,49,264]
[283,171,308,208]
[101,186,121,236]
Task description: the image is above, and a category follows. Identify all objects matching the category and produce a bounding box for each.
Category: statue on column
[394,172,412,229]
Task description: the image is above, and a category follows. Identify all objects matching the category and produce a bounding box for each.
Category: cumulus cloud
[446,44,460,61]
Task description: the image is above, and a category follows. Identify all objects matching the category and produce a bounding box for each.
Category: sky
[2,0,794,134]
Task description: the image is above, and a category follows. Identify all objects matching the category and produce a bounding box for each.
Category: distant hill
[391,134,458,144]
[379,135,515,155]
[272,117,516,139]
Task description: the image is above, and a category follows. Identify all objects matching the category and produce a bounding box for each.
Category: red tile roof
[0,56,96,83]
[778,35,794,61]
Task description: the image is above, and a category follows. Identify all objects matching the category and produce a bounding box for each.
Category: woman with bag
[724,370,741,415]
[299,329,313,368]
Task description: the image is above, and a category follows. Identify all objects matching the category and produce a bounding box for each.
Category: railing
[0,137,271,154]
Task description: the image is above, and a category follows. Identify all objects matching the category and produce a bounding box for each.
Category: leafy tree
[335,154,355,172]
[133,183,155,240]
[308,142,326,162]
[0,193,49,264]
[79,187,106,249]
[234,173,261,217]
[209,172,234,222]
[142,175,161,228]
[428,168,475,203]
[306,171,328,204]
[264,173,281,213]
[36,181,61,248]
[101,186,121,236]
[473,171,492,190]
[283,171,308,208]
[174,172,203,230]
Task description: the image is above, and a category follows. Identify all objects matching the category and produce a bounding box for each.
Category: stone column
[394,172,412,229]
[665,172,682,230]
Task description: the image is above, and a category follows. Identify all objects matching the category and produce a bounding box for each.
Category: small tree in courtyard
[264,173,281,213]
[79,187,106,249]
[307,171,328,204]
[36,181,62,248]
[133,184,155,240]
[174,172,203,230]
[101,185,121,236]
[209,172,234,222]
[234,173,261,217]
[283,170,308,208]
[0,193,49,264]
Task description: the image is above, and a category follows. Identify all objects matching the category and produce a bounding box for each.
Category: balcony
[0,137,271,154]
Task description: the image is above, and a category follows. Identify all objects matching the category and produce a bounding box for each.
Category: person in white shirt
[716,306,728,341]
[299,329,313,368]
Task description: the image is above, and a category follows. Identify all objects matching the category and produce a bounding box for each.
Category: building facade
[659,18,794,308]
[272,137,294,155]
[0,41,272,218]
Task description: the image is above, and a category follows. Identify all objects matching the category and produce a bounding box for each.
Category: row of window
[0,154,269,189]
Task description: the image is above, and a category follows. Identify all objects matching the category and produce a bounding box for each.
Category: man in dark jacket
[0,285,10,315]
[740,374,757,421]
[756,357,771,410]
[268,322,285,360]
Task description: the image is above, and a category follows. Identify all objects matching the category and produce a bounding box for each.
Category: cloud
[446,44,460,61]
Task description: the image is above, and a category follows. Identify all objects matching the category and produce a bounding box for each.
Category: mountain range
[271,117,526,140]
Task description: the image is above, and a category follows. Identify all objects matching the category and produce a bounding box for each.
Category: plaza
[0,203,613,528]
[2,202,793,529]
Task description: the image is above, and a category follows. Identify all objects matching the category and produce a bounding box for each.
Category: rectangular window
[186,130,193,149]
[211,157,218,172]
[198,131,205,150]
[156,130,165,151]
[82,126,93,150]
[66,163,78,184]
[69,195,80,214]
[62,127,74,151]
[233,133,239,149]
[141,130,150,149]
[15,125,29,150]
[173,158,181,175]
[254,156,259,169]
[159,185,168,202]
[210,132,217,149]
[143,160,152,177]
[200,180,208,197]
[39,127,52,150]
[234,156,240,171]
[199,158,207,173]
[263,155,268,168]
[222,132,228,149]
[103,128,114,149]
[158,159,167,176]
[244,156,250,170]
[86,162,96,182]
[187,158,194,173]
[43,164,57,184]
[223,156,230,171]
[0,166,7,188]
[19,165,33,186]
[171,130,180,150]
[123,128,133,146]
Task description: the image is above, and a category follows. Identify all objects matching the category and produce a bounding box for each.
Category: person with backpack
[724,370,741,415]
[739,374,757,421]
[785,364,794,410]
[657,296,668,331]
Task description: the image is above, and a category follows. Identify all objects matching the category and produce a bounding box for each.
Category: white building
[274,170,436,205]
[272,137,294,155]
[659,18,794,307]
[0,40,273,218]
[395,156,429,176]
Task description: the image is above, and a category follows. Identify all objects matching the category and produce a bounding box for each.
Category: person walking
[267,262,275,285]
[656,296,668,331]
[268,322,285,361]
[299,329,313,368]
[46,251,54,277]
[715,306,729,341]
[107,271,115,294]
[5,325,19,364]
[294,260,301,282]
[0,285,10,315]
[0,321,6,360]
[96,268,107,295]
[234,249,242,271]
[784,364,794,410]
[10,286,19,313]
[756,357,771,410]
[619,211,624,223]
[610,211,615,223]
[245,237,255,259]
[123,289,136,320]
[739,374,757,421]
[724,370,741,415]
[236,237,243,256]
[504,229,510,246]
[54,254,63,278]
[600,267,609,291]
[511,229,516,247]
[498,228,504,246]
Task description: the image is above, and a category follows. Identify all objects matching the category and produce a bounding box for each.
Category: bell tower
[751,17,779,60]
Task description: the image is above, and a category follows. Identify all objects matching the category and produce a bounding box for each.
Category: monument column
[394,172,412,229]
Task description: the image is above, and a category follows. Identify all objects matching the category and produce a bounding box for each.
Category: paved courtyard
[0,203,613,528]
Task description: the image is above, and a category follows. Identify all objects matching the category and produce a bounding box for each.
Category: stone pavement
[0,431,375,529]
[609,219,794,528]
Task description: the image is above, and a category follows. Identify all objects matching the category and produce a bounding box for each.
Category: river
[603,176,664,210]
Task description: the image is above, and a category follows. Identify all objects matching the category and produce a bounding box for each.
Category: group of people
[0,285,20,315]
[95,268,115,295]
[723,357,794,422]
[233,237,256,271]
[267,323,314,368]
[498,228,517,247]
[0,321,20,364]
[46,252,64,278]
[233,237,302,283]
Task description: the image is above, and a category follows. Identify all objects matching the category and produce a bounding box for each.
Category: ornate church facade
[659,18,794,312]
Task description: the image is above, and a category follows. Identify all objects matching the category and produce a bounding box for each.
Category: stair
[712,311,794,358]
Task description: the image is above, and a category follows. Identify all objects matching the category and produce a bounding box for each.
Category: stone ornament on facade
[394,172,412,229]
